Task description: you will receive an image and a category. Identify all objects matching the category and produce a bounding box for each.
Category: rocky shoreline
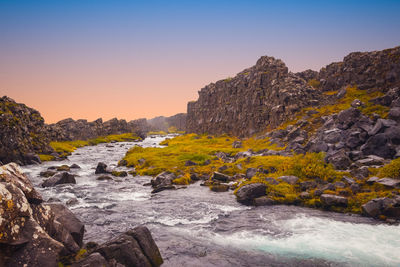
[0,163,163,267]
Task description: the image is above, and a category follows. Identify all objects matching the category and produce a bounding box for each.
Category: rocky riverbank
[0,163,163,267]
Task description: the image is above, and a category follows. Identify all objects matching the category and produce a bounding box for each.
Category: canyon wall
[186,46,400,137]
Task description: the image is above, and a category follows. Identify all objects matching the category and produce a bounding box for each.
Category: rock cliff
[186,46,400,137]
[147,113,186,132]
[47,117,149,141]
[0,96,53,165]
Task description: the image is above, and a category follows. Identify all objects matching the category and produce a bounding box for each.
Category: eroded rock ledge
[0,163,163,267]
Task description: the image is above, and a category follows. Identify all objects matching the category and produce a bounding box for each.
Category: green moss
[148,131,168,136]
[38,154,55,162]
[49,133,141,157]
[377,158,400,179]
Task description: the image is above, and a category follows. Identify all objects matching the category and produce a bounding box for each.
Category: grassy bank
[39,133,141,160]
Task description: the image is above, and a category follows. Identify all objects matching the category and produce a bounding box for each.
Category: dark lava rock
[95,162,109,174]
[97,175,113,181]
[42,172,76,187]
[95,226,163,267]
[47,203,85,247]
[211,172,232,182]
[151,171,176,188]
[388,107,400,121]
[236,183,267,205]
[320,194,348,207]
[70,164,81,169]
[278,175,299,185]
[39,170,57,178]
[361,133,396,159]
[210,184,230,192]
[253,196,275,206]
[232,140,243,148]
[111,171,128,177]
[151,185,176,193]
[57,165,70,171]
[326,150,351,170]
[362,197,400,219]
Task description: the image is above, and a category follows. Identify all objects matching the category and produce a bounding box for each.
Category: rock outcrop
[0,162,163,267]
[186,46,400,137]
[46,117,149,141]
[187,56,323,136]
[0,96,54,165]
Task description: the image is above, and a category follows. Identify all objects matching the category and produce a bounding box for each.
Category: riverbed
[22,136,400,267]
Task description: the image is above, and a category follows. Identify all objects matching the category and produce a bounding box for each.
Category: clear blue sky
[1,0,399,122]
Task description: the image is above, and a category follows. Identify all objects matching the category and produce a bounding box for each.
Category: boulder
[326,150,351,170]
[210,184,229,192]
[253,196,274,206]
[151,185,176,194]
[97,175,113,181]
[361,134,396,159]
[95,162,109,174]
[320,194,348,207]
[376,178,400,188]
[111,171,128,177]
[70,164,81,169]
[42,172,76,187]
[388,107,400,122]
[40,170,57,177]
[211,172,231,182]
[46,203,85,247]
[278,175,299,185]
[245,168,258,179]
[95,226,163,267]
[57,165,70,171]
[72,252,109,267]
[151,171,176,188]
[236,183,267,205]
[362,197,400,219]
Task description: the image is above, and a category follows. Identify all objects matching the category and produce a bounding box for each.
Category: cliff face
[186,46,400,137]
[0,96,53,165]
[47,117,149,141]
[186,57,323,136]
[319,47,400,92]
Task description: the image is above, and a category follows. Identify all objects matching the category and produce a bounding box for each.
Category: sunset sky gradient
[1,0,400,123]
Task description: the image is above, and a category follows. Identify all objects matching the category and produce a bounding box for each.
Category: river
[22,135,400,267]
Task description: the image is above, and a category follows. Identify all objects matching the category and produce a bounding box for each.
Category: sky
[1,0,400,123]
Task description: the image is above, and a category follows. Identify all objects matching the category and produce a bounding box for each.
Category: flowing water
[22,136,400,267]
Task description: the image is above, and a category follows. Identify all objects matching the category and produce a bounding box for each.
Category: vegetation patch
[49,133,141,158]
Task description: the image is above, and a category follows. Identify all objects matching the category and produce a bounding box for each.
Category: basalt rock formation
[47,117,149,141]
[0,96,54,165]
[186,46,400,137]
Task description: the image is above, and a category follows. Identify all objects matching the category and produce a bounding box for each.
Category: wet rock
[40,170,57,177]
[95,162,109,174]
[118,159,128,167]
[211,172,232,182]
[111,171,128,177]
[362,197,400,219]
[278,175,299,185]
[97,175,113,181]
[236,183,267,205]
[253,196,275,206]
[57,165,71,171]
[376,178,400,188]
[320,194,348,207]
[151,171,175,188]
[42,172,76,187]
[66,198,79,206]
[95,226,163,267]
[72,252,109,267]
[70,164,81,169]
[245,168,258,179]
[210,184,229,192]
